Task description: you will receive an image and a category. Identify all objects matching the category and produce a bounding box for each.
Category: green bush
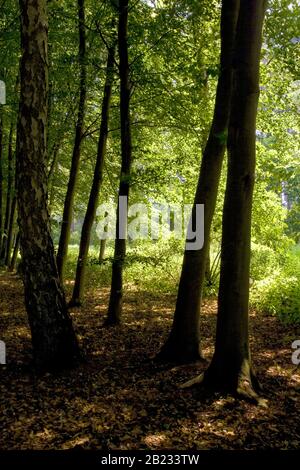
[250,247,300,323]
[63,238,300,325]
[250,242,280,281]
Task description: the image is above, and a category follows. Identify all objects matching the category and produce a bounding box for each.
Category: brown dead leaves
[0,272,300,450]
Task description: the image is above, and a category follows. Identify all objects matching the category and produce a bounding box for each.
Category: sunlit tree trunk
[70,44,115,307]
[106,0,131,325]
[157,0,240,363]
[56,0,87,281]
[17,0,79,369]
[99,238,106,263]
[8,231,20,272]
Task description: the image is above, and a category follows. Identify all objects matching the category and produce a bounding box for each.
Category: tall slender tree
[17,0,79,369]
[5,189,17,266]
[0,119,14,262]
[56,0,87,281]
[184,0,267,399]
[157,0,240,362]
[0,111,3,254]
[105,0,132,325]
[70,43,116,307]
[8,231,19,272]
[98,238,106,263]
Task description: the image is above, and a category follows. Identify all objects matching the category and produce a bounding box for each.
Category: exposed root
[251,368,263,393]
[235,373,267,406]
[179,365,266,405]
[179,372,204,389]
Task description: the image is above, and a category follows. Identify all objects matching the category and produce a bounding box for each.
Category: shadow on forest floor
[1,271,300,450]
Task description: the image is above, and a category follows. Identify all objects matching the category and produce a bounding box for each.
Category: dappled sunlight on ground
[0,271,300,449]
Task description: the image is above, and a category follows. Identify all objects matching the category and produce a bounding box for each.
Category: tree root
[179,368,267,406]
[179,372,204,389]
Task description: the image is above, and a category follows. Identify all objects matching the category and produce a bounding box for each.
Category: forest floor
[1,270,300,450]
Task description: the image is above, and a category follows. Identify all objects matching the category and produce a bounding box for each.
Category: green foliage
[251,247,300,323]
[1,0,299,325]
[286,203,300,243]
[250,242,280,282]
[64,238,184,297]
[252,182,292,253]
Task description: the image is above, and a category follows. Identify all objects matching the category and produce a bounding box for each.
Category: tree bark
[70,44,115,307]
[157,0,240,363]
[5,194,17,266]
[8,231,20,272]
[106,0,131,325]
[17,0,79,369]
[56,0,87,281]
[99,238,106,263]
[0,119,14,263]
[204,240,211,285]
[0,112,3,254]
[201,0,267,399]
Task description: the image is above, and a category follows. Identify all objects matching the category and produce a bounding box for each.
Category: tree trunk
[70,44,115,307]
[99,238,106,263]
[5,194,17,266]
[8,231,20,272]
[48,143,60,216]
[157,0,240,363]
[201,0,267,399]
[0,112,3,254]
[98,210,109,263]
[56,0,87,281]
[205,240,211,285]
[106,0,131,325]
[17,0,79,369]
[0,120,14,263]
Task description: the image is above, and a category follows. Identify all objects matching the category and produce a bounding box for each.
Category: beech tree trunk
[70,45,115,307]
[0,120,14,262]
[106,0,131,325]
[0,112,3,254]
[5,194,17,266]
[8,231,20,272]
[201,0,267,399]
[99,238,106,263]
[205,240,211,285]
[17,0,79,369]
[56,0,87,281]
[157,0,240,363]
